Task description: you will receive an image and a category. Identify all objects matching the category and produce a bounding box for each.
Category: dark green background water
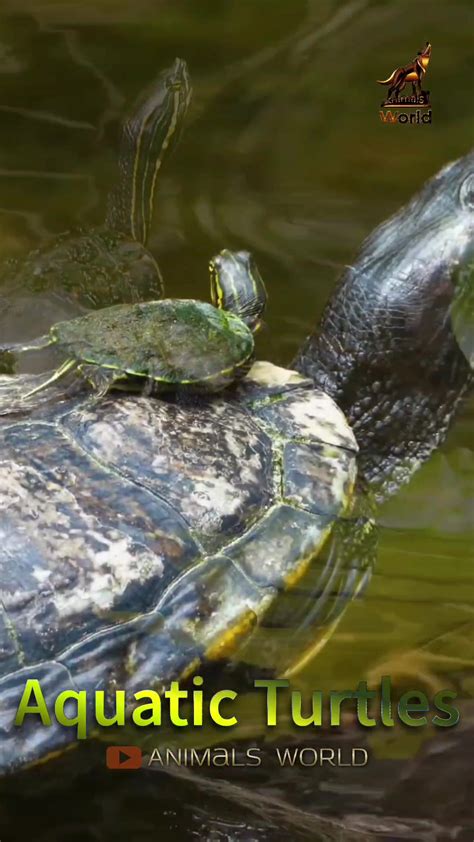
[0,1,473,839]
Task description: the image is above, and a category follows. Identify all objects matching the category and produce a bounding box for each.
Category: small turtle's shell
[0,361,358,774]
[53,299,255,390]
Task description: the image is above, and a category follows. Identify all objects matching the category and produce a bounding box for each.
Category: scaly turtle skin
[294,150,474,498]
[0,250,267,396]
[0,58,191,334]
[0,153,472,776]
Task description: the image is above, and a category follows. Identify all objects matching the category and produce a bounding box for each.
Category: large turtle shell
[0,361,358,774]
[52,299,255,390]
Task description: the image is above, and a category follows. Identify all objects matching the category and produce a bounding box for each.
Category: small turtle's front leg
[78,364,126,399]
[143,376,159,396]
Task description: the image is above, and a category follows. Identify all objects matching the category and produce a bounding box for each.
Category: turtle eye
[459,173,474,210]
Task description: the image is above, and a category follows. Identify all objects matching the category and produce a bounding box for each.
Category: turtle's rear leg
[23,359,77,399]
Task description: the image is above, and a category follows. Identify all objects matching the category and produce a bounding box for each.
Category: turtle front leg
[78,364,126,398]
[142,376,161,397]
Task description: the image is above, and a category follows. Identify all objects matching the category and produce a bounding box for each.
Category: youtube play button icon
[106,745,143,770]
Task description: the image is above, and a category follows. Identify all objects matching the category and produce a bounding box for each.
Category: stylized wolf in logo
[378,42,431,99]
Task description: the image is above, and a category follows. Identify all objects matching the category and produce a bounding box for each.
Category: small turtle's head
[209,249,268,332]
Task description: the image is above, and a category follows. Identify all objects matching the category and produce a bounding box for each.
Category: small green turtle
[1,250,267,398]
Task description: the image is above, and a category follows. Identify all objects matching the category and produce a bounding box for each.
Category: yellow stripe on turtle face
[142,87,182,244]
[131,78,186,244]
[130,94,177,243]
[208,250,267,330]
[130,99,150,242]
[209,261,225,310]
[226,251,243,313]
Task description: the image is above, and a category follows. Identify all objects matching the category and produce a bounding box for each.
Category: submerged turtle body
[0,58,191,341]
[0,360,360,774]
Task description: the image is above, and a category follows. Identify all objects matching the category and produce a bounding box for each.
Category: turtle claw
[77,364,124,398]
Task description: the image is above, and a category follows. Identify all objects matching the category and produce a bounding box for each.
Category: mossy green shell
[52,299,255,389]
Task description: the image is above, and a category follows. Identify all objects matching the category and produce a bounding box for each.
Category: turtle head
[209,249,267,332]
[106,57,192,245]
[294,150,474,498]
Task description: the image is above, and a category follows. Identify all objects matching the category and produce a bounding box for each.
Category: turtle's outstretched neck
[294,151,474,498]
[106,58,191,245]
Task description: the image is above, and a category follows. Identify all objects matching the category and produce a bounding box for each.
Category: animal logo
[378,42,431,101]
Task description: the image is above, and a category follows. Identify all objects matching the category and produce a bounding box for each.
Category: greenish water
[0,2,473,839]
